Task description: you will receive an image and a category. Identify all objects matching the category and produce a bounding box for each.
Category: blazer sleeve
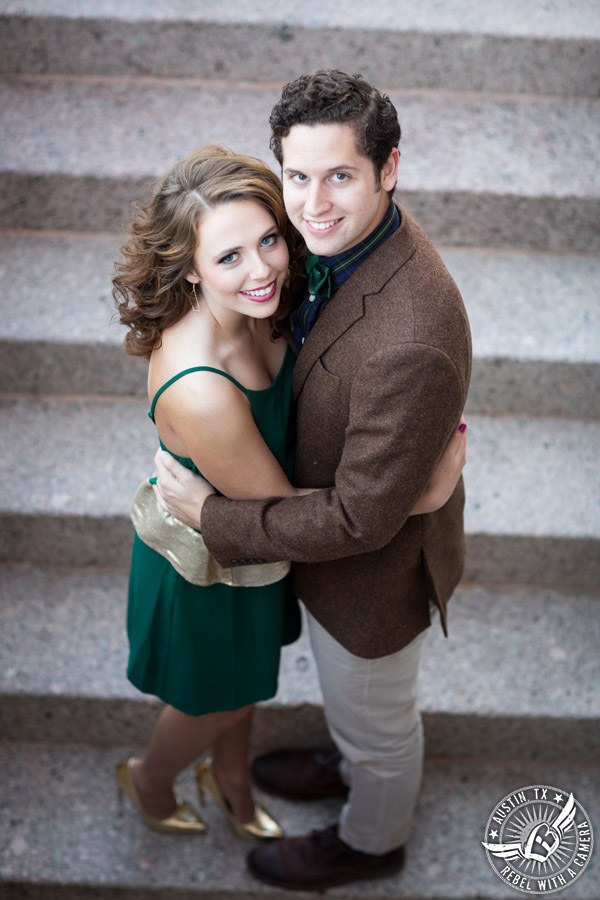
[201,341,466,566]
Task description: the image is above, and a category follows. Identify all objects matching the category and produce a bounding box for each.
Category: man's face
[280,122,399,256]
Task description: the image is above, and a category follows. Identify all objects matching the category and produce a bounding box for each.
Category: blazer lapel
[292,280,364,398]
[292,206,417,398]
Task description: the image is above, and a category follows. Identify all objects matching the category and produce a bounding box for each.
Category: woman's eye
[220,252,238,264]
[262,233,279,247]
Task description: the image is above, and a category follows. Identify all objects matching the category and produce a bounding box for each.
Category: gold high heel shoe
[115,758,207,834]
[195,758,283,839]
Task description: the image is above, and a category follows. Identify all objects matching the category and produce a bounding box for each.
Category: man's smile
[305,218,343,233]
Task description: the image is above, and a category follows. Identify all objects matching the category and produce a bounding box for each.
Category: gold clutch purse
[129,477,290,587]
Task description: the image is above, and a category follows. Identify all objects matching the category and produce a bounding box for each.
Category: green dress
[126,347,300,715]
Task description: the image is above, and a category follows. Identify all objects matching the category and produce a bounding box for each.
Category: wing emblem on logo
[482,793,576,863]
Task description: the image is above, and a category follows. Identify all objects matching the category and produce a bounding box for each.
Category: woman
[112,144,465,839]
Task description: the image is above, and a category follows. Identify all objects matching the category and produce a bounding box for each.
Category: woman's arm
[153,408,467,530]
[153,369,309,503]
[411,417,467,515]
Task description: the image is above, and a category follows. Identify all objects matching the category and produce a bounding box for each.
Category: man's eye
[292,173,308,183]
[331,173,348,183]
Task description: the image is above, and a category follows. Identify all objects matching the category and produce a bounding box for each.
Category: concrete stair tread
[1,79,599,250]
[1,566,598,763]
[3,2,599,99]
[0,395,154,517]
[440,248,600,365]
[0,742,598,899]
[0,233,121,346]
[0,396,598,538]
[2,78,597,197]
[6,0,600,37]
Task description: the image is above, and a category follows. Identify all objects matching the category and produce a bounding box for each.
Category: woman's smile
[240,279,278,302]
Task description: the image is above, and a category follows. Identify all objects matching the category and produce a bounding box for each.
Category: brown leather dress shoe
[247,823,405,890]
[251,747,348,800]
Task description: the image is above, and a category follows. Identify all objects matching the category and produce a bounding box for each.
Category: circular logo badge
[482,785,593,893]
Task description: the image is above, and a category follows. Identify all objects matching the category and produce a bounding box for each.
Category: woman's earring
[191,283,201,312]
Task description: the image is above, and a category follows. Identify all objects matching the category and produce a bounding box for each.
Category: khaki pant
[306,609,427,854]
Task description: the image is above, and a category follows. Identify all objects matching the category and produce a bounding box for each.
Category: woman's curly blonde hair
[113,144,305,358]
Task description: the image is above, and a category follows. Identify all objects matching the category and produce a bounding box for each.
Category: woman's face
[188,199,289,321]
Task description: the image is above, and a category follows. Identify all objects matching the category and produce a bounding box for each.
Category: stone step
[0,398,598,588]
[1,78,598,251]
[1,232,598,418]
[0,744,600,900]
[2,0,599,96]
[1,566,599,763]
[0,233,148,399]
[0,743,598,899]
[441,247,600,420]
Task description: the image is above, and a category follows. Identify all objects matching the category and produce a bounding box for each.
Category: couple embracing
[112,68,471,890]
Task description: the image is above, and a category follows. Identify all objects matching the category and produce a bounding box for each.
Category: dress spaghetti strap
[148,366,247,422]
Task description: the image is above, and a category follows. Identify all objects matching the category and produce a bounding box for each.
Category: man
[154,70,471,889]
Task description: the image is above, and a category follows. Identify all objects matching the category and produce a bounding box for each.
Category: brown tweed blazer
[201,206,472,658]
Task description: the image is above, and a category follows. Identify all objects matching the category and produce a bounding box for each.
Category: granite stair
[0,1,599,898]
[1,77,598,252]
[0,744,598,900]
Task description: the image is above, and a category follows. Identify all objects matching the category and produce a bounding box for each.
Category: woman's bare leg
[211,705,255,822]
[131,703,252,819]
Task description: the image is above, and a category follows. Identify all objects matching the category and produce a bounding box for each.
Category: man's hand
[153,449,215,529]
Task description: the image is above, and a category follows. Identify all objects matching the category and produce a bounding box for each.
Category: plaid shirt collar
[291,201,400,350]
[318,199,400,293]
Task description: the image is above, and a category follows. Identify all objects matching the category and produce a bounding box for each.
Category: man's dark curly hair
[269,70,401,195]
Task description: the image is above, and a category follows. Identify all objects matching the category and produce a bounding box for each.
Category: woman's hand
[153,449,215,528]
[411,417,467,515]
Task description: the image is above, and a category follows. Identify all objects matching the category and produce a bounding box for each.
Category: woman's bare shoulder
[149,313,224,398]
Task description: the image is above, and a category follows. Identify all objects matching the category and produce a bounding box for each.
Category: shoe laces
[309,823,341,851]
[315,750,342,783]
